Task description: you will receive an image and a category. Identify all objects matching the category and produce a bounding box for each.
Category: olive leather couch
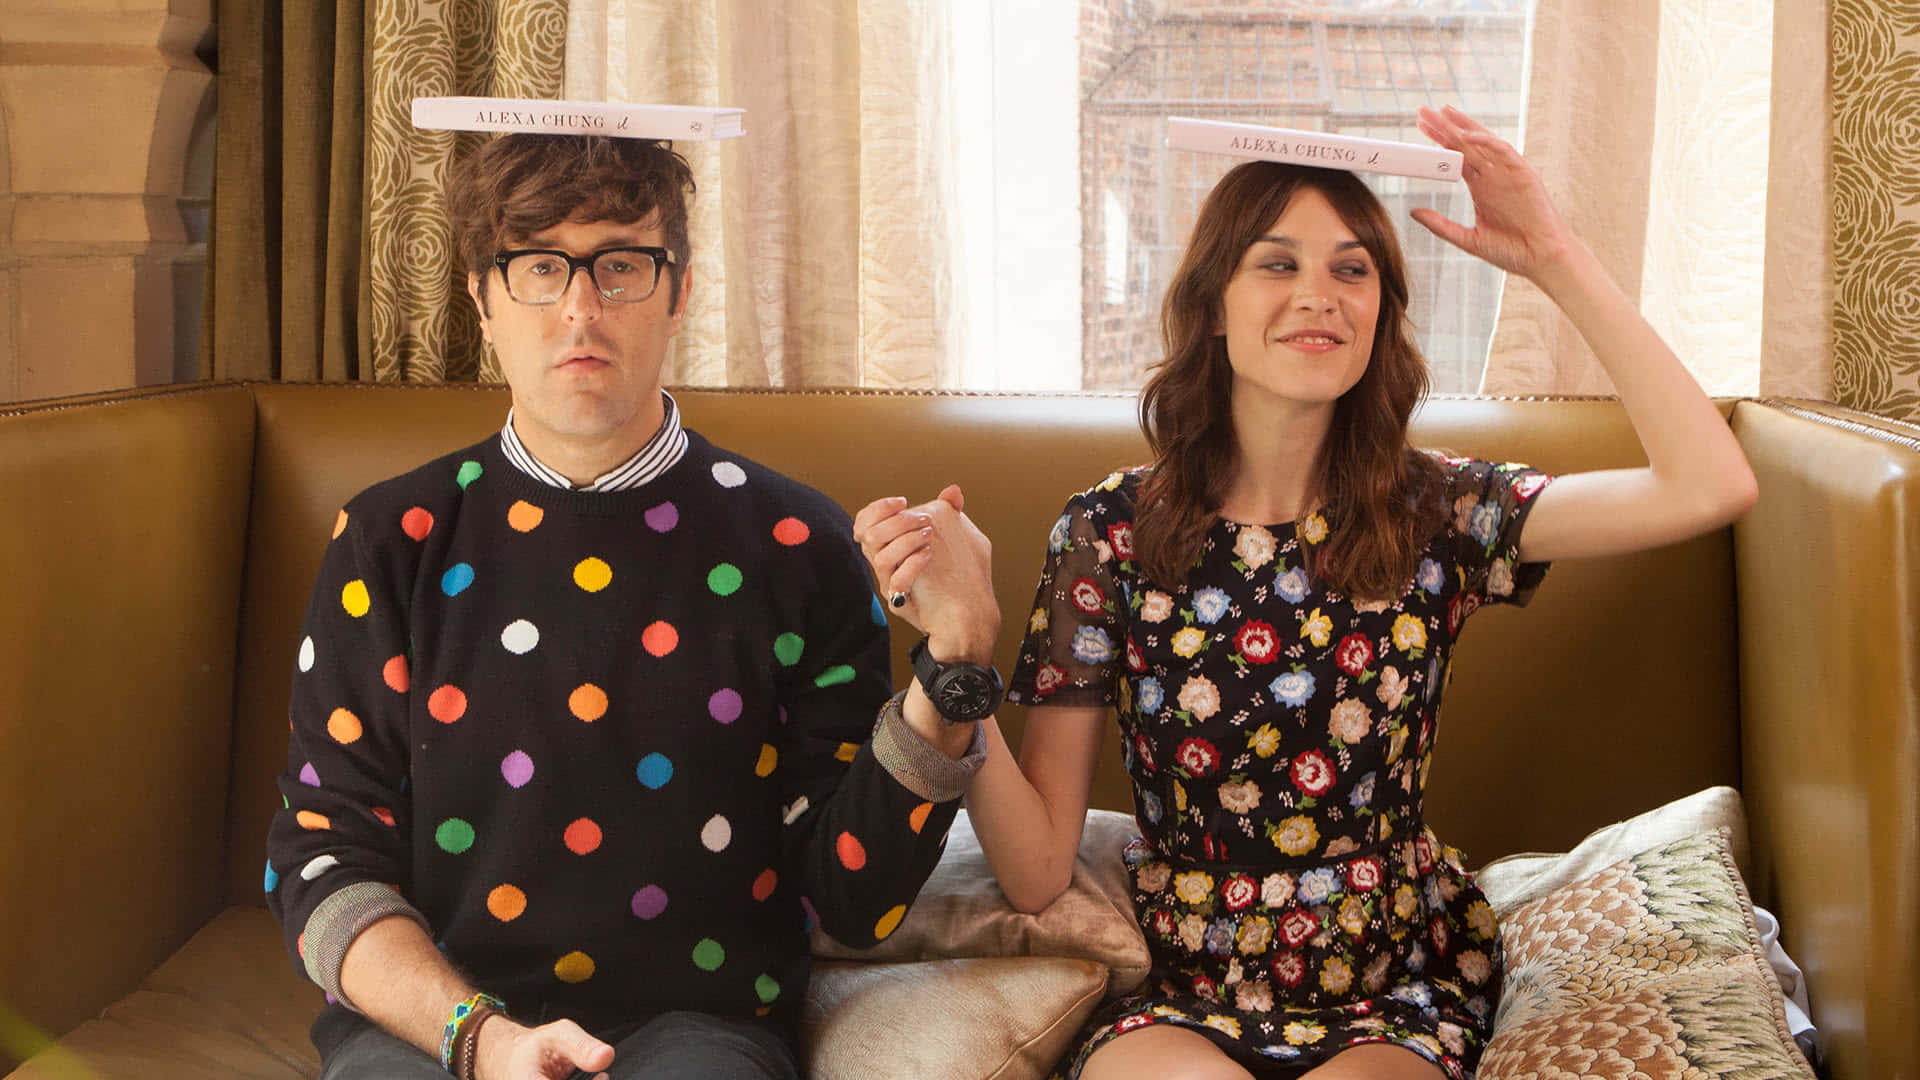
[0,382,1915,1079]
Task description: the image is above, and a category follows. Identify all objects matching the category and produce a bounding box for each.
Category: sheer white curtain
[1483,0,1830,398]
[565,1,958,388]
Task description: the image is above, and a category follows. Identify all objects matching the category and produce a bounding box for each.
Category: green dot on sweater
[755,974,781,1003]
[708,563,743,596]
[435,818,475,854]
[456,461,483,489]
[692,938,726,971]
[813,664,856,688]
[773,633,804,666]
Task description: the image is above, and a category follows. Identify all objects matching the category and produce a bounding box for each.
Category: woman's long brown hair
[1134,161,1447,600]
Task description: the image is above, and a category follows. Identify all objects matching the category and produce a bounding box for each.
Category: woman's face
[1217,186,1381,414]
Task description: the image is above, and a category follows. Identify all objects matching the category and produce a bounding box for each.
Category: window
[950,1,1531,392]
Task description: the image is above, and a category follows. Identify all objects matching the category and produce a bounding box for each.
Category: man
[265,132,992,1080]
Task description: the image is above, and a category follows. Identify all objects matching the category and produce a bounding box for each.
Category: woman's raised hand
[1409,105,1577,282]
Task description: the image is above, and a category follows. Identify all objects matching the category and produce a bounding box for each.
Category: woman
[854,107,1756,1079]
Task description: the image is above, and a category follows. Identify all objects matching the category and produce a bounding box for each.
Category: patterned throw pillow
[1478,829,1815,1080]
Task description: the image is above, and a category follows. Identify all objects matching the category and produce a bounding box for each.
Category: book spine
[411,98,742,141]
[1166,119,1462,182]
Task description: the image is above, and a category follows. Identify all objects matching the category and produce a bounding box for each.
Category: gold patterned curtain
[1481,0,1832,401]
[565,0,956,388]
[208,0,568,383]
[1831,0,1920,421]
[369,0,567,383]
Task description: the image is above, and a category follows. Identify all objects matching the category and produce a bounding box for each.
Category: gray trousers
[318,1010,800,1080]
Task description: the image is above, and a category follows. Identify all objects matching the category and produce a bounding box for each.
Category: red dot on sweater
[752,868,778,901]
[642,621,678,657]
[772,517,810,546]
[565,818,603,855]
[401,507,434,541]
[428,684,467,723]
[835,832,867,871]
[382,655,410,693]
[372,807,396,826]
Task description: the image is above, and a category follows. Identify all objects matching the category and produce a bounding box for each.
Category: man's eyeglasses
[491,246,677,305]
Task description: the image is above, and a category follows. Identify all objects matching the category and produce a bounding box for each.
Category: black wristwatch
[909,636,1003,724]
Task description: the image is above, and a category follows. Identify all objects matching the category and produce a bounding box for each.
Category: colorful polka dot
[836,832,867,870]
[296,810,330,831]
[501,750,534,788]
[442,563,475,596]
[263,860,279,892]
[341,580,370,617]
[300,854,339,881]
[874,905,907,940]
[641,621,678,657]
[488,884,527,921]
[565,818,602,855]
[501,619,540,654]
[436,818,475,853]
[332,510,348,539]
[383,655,410,692]
[754,745,778,777]
[909,802,934,834]
[835,742,859,763]
[711,462,747,488]
[299,762,321,787]
[708,688,742,724]
[401,507,434,541]
[782,797,809,825]
[569,683,608,721]
[636,753,674,789]
[456,460,483,489]
[554,951,595,983]
[631,885,669,920]
[701,814,732,852]
[752,868,778,902]
[773,633,804,666]
[754,974,781,1003]
[645,502,679,532]
[692,939,726,970]
[707,563,742,596]
[327,708,362,744]
[428,685,467,724]
[372,807,396,826]
[814,664,856,688]
[507,500,545,532]
[772,518,810,546]
[574,557,612,592]
[869,595,887,626]
[298,637,316,672]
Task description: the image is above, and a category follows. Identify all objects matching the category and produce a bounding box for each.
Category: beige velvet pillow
[1474,785,1748,913]
[812,809,1149,998]
[1477,829,1815,1080]
[800,957,1105,1080]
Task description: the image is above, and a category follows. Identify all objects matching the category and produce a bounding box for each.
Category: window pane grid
[1084,10,1526,391]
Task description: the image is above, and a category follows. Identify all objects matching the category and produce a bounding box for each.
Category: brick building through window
[1079,4,1528,391]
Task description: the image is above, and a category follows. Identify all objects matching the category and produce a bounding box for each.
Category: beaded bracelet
[440,992,506,1077]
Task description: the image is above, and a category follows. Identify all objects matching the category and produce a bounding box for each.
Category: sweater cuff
[303,881,433,1012]
[870,690,986,802]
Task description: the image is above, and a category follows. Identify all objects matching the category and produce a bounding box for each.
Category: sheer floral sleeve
[1440,455,1555,608]
[1005,473,1140,708]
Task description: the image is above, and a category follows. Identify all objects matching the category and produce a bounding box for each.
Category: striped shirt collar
[498,392,689,492]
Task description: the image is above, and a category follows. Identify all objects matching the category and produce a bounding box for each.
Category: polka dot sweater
[265,431,959,1043]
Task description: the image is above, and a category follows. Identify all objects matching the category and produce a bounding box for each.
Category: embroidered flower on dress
[1276,567,1310,603]
[1177,676,1222,721]
[1171,626,1208,659]
[1139,590,1174,623]
[1233,619,1280,664]
[1327,698,1372,743]
[1233,525,1277,569]
[1071,625,1118,664]
[1300,607,1333,647]
[1192,588,1231,624]
[1218,779,1262,815]
[1269,670,1317,707]
[1135,677,1164,714]
[1417,558,1445,594]
[1248,723,1282,758]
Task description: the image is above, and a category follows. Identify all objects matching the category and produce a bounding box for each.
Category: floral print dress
[1006,457,1553,1079]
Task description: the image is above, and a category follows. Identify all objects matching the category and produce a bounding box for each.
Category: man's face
[469,216,688,471]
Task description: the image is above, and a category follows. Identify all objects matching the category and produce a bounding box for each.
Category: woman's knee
[1078,1024,1256,1080]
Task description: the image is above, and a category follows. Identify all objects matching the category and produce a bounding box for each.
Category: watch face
[932,668,998,721]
